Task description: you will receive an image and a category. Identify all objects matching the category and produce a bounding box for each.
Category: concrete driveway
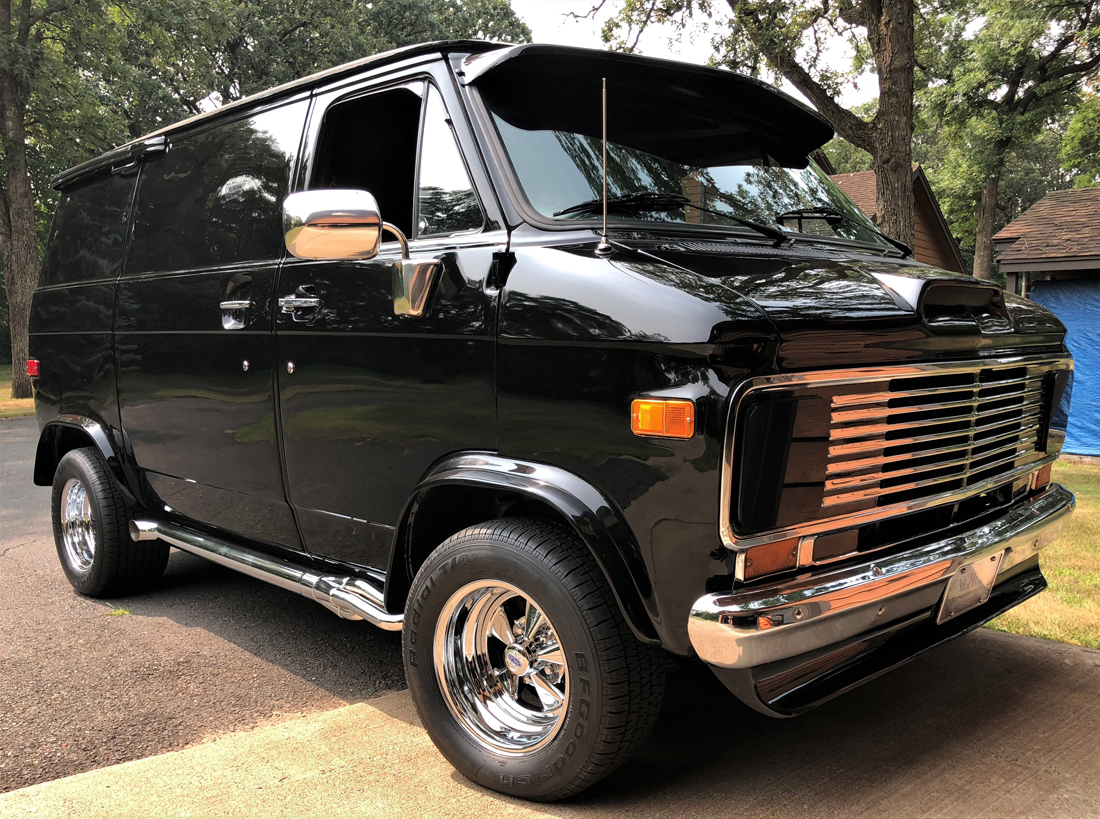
[2,415,1100,816]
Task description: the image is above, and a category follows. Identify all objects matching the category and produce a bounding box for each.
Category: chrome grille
[824,362,1054,509]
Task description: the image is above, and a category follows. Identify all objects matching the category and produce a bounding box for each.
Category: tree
[1062,91,1100,187]
[0,2,121,398]
[592,0,923,248]
[204,0,529,103]
[2,0,530,394]
[922,0,1100,279]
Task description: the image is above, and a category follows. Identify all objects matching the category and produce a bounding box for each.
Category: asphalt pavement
[3,414,1100,816]
[0,416,405,794]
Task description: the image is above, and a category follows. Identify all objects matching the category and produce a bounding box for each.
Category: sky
[507,0,878,111]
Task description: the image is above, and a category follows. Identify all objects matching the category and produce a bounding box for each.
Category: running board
[129,519,403,631]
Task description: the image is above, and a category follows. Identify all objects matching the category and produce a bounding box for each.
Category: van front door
[275,77,502,569]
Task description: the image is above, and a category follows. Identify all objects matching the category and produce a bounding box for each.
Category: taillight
[25,359,39,377]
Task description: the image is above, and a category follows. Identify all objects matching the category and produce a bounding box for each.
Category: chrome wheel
[60,477,96,573]
[434,580,568,755]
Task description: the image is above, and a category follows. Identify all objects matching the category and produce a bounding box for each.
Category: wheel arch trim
[34,414,130,496]
[385,452,660,644]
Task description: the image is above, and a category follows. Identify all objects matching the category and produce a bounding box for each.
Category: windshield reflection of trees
[547,131,879,243]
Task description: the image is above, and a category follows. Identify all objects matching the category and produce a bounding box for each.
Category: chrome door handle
[220,299,252,310]
[278,296,322,312]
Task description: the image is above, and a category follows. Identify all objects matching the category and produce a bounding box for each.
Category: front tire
[403,517,664,801]
[51,447,169,597]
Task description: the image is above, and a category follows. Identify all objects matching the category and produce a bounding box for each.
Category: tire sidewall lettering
[404,537,608,797]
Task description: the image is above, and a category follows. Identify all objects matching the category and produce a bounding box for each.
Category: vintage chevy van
[30,42,1073,800]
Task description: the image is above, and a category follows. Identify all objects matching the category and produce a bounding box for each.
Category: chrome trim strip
[826,427,1034,475]
[128,519,403,631]
[823,436,1039,496]
[830,377,1039,407]
[692,483,1074,669]
[719,354,1072,553]
[830,397,1043,440]
[831,385,1042,424]
[822,447,1042,507]
[827,407,1044,457]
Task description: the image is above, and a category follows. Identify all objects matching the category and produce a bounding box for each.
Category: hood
[639,241,1066,370]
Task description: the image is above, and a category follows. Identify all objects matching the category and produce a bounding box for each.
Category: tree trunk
[972,140,1010,281]
[0,0,36,400]
[1,167,36,399]
[870,0,916,249]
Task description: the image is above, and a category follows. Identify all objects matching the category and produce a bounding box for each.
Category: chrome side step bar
[129,519,403,631]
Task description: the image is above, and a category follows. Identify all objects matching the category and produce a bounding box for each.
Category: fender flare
[385,452,660,644]
[33,414,135,502]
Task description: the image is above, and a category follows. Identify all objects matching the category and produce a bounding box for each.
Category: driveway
[0,417,404,794]
[2,415,1100,816]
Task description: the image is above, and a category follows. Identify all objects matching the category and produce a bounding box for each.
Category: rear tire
[403,517,665,801]
[51,447,169,597]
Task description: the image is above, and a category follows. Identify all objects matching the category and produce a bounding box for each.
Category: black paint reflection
[41,173,135,286]
[127,102,307,275]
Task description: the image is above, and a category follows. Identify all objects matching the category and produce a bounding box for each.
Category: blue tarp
[1031,280,1099,456]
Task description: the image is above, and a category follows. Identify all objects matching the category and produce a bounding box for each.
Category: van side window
[126,101,307,275]
[40,173,135,286]
[417,87,482,237]
[311,85,423,239]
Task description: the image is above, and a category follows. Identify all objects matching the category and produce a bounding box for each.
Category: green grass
[105,607,132,617]
[988,460,1100,649]
[0,364,35,420]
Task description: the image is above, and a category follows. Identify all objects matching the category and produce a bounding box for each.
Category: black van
[30,41,1074,800]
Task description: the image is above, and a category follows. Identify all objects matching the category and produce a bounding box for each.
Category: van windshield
[487,114,887,247]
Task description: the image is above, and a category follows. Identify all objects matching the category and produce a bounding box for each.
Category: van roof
[52,39,504,191]
[52,40,834,191]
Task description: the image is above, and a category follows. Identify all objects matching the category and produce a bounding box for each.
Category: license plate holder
[937,550,1006,625]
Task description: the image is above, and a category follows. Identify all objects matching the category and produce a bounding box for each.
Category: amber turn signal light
[25,359,39,377]
[741,537,799,581]
[1032,463,1052,491]
[630,398,695,439]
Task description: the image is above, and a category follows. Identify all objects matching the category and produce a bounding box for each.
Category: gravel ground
[0,417,406,793]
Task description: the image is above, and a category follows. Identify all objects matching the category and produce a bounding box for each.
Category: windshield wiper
[553,191,790,246]
[775,206,913,258]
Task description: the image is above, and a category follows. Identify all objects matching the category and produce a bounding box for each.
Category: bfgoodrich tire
[51,447,169,597]
[403,517,665,801]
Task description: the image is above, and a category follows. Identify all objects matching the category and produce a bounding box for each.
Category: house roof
[993,187,1100,267]
[830,169,881,219]
[830,165,967,274]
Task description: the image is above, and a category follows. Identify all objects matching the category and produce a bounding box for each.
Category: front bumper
[689,484,1074,671]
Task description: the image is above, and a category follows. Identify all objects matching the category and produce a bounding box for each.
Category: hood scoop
[872,271,1012,333]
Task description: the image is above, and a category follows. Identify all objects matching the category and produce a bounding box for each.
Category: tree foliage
[0,0,530,389]
[592,0,923,247]
[1062,91,1100,187]
[919,0,1100,278]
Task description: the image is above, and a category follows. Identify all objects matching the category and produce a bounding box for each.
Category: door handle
[220,299,253,310]
[278,296,322,312]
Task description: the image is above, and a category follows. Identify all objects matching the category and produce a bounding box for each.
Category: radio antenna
[596,77,613,257]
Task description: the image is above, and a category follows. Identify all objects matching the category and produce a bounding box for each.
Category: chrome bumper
[689,484,1074,670]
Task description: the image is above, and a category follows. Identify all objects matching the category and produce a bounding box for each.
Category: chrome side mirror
[282,189,443,319]
[283,189,382,260]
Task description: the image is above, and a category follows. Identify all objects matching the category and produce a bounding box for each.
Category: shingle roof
[829,170,879,219]
[993,188,1100,264]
